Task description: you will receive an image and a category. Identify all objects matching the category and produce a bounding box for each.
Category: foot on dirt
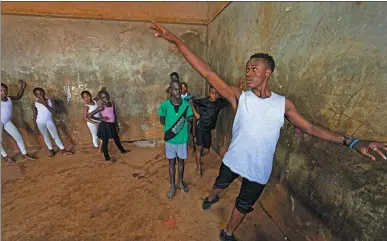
[3,156,16,163]
[48,149,55,157]
[60,150,73,156]
[219,229,239,241]
[121,149,131,154]
[178,182,189,193]
[22,154,36,161]
[202,195,220,210]
[167,187,176,200]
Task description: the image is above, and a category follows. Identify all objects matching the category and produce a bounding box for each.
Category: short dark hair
[81,90,91,97]
[1,83,8,89]
[170,72,179,79]
[249,53,275,72]
[33,87,44,94]
[181,82,188,89]
[209,85,215,91]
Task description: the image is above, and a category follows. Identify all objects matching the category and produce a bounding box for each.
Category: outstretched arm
[285,98,387,161]
[9,80,27,100]
[149,21,240,111]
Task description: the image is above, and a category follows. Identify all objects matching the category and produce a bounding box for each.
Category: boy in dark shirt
[191,85,228,176]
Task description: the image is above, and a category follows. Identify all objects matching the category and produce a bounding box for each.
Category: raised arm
[285,98,387,161]
[9,80,27,100]
[36,98,55,114]
[149,22,240,111]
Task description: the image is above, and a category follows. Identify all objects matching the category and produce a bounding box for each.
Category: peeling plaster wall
[1,15,207,149]
[207,2,387,241]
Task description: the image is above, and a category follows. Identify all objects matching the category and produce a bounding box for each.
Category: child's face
[1,86,8,99]
[169,82,181,99]
[82,93,92,102]
[181,84,187,95]
[100,92,110,103]
[34,89,45,99]
[209,88,219,102]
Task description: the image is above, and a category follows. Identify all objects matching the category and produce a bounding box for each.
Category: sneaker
[219,229,239,241]
[202,195,220,210]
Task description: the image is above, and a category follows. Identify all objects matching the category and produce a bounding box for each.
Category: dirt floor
[2,142,287,241]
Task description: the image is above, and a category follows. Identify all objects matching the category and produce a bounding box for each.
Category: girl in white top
[1,80,36,163]
[81,90,102,152]
[32,87,73,157]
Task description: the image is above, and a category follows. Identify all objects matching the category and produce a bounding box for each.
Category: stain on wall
[1,15,207,149]
[207,2,387,241]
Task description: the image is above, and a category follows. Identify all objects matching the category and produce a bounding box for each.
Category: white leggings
[0,121,27,157]
[87,122,99,148]
[37,121,65,150]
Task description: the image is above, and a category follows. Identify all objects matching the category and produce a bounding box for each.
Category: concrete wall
[207,2,387,241]
[1,2,229,24]
[1,15,206,149]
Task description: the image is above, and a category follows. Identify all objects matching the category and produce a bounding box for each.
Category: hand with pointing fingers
[149,21,178,43]
[353,141,387,161]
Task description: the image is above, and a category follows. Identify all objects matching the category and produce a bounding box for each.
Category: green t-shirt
[158,99,193,144]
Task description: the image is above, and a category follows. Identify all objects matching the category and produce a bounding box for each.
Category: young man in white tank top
[1,80,36,163]
[150,22,387,241]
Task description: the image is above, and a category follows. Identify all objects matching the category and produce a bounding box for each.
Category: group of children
[159,72,231,199]
[1,81,128,163]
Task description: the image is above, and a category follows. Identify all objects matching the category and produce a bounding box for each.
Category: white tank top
[222,90,285,184]
[86,102,101,123]
[1,97,13,124]
[35,99,53,123]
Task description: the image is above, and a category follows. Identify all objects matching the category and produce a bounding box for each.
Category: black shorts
[195,128,211,149]
[214,162,265,214]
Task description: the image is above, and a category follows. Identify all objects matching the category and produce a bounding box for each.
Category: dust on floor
[2,143,287,241]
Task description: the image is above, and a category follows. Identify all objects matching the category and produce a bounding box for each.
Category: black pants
[195,127,212,149]
[101,136,125,160]
[214,162,265,214]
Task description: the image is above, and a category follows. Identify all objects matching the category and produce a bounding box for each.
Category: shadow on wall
[50,96,75,147]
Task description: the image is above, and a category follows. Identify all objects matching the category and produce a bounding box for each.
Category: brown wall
[1,15,207,149]
[207,2,387,241]
[1,2,229,24]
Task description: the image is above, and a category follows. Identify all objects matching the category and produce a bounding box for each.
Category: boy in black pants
[191,86,228,176]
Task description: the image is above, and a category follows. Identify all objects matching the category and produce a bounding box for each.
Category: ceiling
[1,1,230,24]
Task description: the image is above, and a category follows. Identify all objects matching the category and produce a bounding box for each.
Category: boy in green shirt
[159,80,193,200]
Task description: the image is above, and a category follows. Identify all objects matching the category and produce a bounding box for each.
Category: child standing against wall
[1,80,36,162]
[87,90,129,162]
[81,90,102,152]
[32,87,73,157]
[159,80,193,200]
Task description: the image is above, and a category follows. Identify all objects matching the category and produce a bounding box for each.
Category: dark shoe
[48,149,55,157]
[202,195,220,210]
[219,229,239,241]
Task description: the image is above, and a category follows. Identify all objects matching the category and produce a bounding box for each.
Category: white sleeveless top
[1,97,13,124]
[86,102,101,123]
[223,90,286,184]
[35,99,53,123]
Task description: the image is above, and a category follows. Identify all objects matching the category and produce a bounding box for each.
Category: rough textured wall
[2,2,229,24]
[207,2,387,241]
[1,15,206,149]
[1,2,209,24]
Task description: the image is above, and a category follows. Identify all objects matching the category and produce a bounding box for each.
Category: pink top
[101,105,115,123]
